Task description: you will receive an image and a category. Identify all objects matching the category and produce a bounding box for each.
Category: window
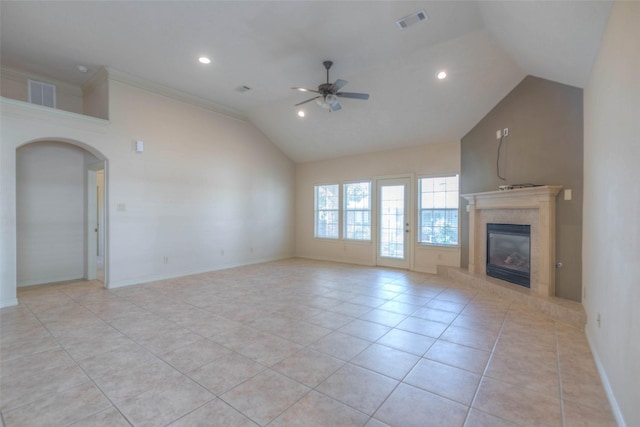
[28,80,56,108]
[344,181,371,241]
[314,184,339,239]
[418,175,459,246]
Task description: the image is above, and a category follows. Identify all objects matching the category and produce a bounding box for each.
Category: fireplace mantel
[462,186,562,296]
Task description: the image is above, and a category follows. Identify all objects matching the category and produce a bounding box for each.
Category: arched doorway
[16,138,108,288]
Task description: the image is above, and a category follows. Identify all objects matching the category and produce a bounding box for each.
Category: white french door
[376,177,412,269]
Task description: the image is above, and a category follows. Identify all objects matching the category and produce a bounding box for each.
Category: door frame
[374,175,414,270]
[86,160,107,286]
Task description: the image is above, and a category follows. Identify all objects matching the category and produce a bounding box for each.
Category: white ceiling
[0,1,612,163]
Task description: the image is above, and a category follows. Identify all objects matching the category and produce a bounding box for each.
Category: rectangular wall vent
[28,80,56,108]
[396,10,428,30]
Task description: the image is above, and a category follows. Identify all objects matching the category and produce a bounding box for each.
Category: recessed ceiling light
[437,71,447,80]
[297,110,305,118]
[198,56,211,64]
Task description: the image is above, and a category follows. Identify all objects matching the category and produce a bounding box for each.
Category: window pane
[446,192,459,208]
[446,175,459,188]
[433,191,446,208]
[345,182,370,209]
[316,184,339,209]
[421,193,434,209]
[380,185,405,257]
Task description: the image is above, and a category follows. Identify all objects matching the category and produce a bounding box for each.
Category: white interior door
[376,177,412,269]
[87,161,106,284]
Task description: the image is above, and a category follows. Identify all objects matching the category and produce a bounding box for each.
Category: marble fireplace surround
[462,186,563,297]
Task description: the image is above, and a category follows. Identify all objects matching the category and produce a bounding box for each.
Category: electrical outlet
[503,128,509,137]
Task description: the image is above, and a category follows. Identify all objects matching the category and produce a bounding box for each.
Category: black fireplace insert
[486,223,531,287]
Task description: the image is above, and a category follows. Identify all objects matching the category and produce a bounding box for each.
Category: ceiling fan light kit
[293,60,369,112]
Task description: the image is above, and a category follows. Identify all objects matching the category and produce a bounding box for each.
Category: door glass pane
[380,185,405,259]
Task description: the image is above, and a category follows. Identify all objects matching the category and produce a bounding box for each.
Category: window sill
[416,243,460,249]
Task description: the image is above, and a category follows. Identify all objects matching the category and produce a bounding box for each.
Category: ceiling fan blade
[336,92,370,100]
[292,87,321,94]
[295,96,320,106]
[330,79,348,92]
[330,102,342,112]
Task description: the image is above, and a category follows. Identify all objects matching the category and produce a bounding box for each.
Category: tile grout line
[463,297,511,426]
[357,279,477,426]
[7,296,135,427]
[555,321,567,427]
[251,280,430,426]
[43,288,137,426]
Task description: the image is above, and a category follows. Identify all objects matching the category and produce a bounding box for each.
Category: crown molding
[104,67,247,122]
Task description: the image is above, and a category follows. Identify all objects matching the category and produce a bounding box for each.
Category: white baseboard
[585,327,627,427]
[0,297,19,308]
[294,254,375,267]
[18,275,84,287]
[106,256,289,289]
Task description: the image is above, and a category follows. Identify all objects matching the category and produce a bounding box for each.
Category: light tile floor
[0,259,617,426]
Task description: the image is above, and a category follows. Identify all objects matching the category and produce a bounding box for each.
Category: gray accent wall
[460,76,583,301]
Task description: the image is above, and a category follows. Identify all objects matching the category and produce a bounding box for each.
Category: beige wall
[460,76,584,301]
[104,80,295,286]
[0,67,84,115]
[16,142,88,285]
[82,69,109,120]
[295,142,461,273]
[1,73,295,306]
[583,2,640,426]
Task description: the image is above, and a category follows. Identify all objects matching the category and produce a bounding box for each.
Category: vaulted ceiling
[0,1,612,163]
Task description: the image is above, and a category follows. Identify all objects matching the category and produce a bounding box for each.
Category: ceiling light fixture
[437,71,447,80]
[297,110,305,118]
[316,98,330,109]
[198,56,211,64]
[316,94,338,110]
[77,65,88,73]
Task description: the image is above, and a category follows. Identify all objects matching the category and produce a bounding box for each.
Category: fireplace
[486,223,531,288]
[462,186,562,296]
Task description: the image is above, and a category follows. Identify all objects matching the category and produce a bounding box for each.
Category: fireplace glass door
[486,223,531,287]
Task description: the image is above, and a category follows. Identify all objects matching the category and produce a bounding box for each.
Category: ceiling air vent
[396,10,428,30]
[28,80,56,108]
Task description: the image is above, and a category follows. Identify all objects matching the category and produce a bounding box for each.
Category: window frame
[343,180,372,242]
[417,174,460,247]
[314,183,340,239]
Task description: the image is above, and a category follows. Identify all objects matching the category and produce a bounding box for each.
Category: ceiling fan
[292,60,369,112]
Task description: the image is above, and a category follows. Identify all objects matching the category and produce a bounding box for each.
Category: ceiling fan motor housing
[292,60,369,110]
